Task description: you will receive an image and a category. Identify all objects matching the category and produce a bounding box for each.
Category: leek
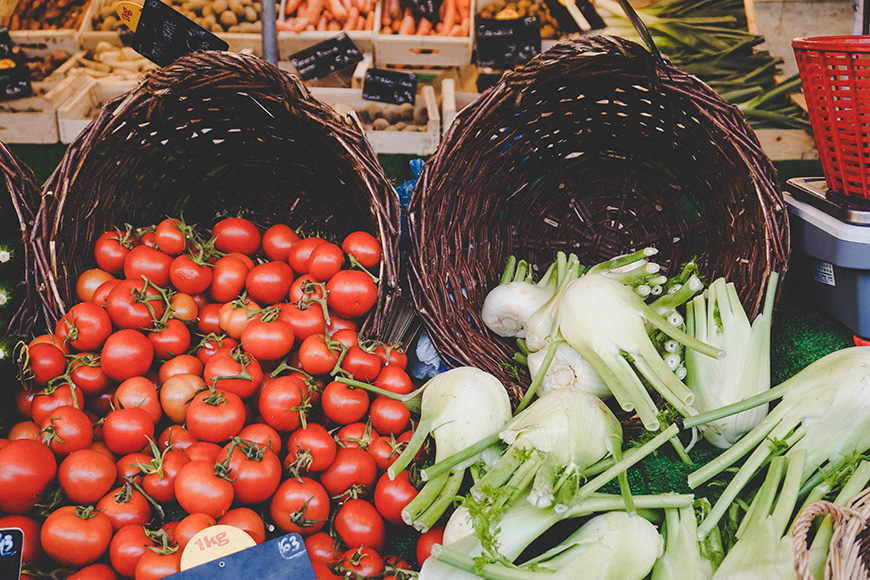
[685,273,778,448]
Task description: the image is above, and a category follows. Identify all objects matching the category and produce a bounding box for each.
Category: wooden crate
[311,84,440,155]
[56,76,138,143]
[10,29,80,54]
[373,1,474,67]
[755,128,818,161]
[439,78,477,135]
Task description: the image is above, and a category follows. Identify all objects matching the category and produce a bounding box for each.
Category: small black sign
[0,28,14,59]
[289,33,364,82]
[0,528,24,580]
[362,68,417,105]
[404,0,442,21]
[541,0,604,34]
[476,17,541,70]
[131,0,229,67]
[0,65,31,100]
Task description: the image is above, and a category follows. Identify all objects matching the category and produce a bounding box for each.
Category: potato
[371,118,390,131]
[212,0,229,13]
[396,102,414,122]
[228,0,245,16]
[236,21,261,31]
[100,17,120,30]
[383,108,400,124]
[202,13,217,26]
[394,121,407,131]
[211,22,225,32]
[365,104,383,120]
[219,9,238,26]
[244,6,257,21]
[413,105,428,125]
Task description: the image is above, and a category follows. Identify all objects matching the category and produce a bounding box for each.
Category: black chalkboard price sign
[0,528,24,579]
[0,28,14,59]
[0,65,31,101]
[404,0,442,21]
[289,33,363,82]
[476,16,541,70]
[362,68,417,105]
[131,0,229,67]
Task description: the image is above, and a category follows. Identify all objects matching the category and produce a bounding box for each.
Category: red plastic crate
[794,36,870,199]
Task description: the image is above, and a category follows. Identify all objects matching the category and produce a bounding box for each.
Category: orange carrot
[435,21,445,33]
[342,6,359,29]
[391,17,401,32]
[441,0,456,32]
[459,16,469,35]
[284,0,303,16]
[416,16,432,34]
[328,19,342,29]
[456,0,469,21]
[398,7,416,34]
[360,0,372,14]
[324,0,348,22]
[276,18,296,30]
[316,12,328,29]
[389,0,401,19]
[447,22,462,35]
[364,10,375,29]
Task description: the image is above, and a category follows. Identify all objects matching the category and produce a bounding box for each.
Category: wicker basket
[26,51,401,339]
[793,487,870,579]
[407,36,789,402]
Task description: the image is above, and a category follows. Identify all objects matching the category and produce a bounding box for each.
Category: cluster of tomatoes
[0,216,443,580]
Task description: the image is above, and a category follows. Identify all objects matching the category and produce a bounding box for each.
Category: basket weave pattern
[27,51,401,338]
[407,36,789,399]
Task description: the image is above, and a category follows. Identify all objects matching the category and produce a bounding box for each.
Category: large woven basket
[27,51,401,338]
[407,36,789,401]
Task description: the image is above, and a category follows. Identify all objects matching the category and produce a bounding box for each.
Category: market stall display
[407,35,789,401]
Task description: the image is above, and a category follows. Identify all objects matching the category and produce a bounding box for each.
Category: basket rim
[793,35,870,53]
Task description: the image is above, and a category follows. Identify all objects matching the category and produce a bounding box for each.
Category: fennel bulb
[556,273,722,431]
[471,387,622,510]
[687,346,870,539]
[389,367,512,532]
[481,281,554,338]
[685,274,778,449]
[526,341,610,400]
[651,503,721,580]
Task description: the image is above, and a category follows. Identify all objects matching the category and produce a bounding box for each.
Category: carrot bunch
[381,0,470,36]
[277,0,376,32]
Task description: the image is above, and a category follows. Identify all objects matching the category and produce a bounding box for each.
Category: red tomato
[68,562,119,580]
[0,515,40,564]
[27,341,67,387]
[209,255,251,303]
[215,439,282,505]
[59,448,117,505]
[217,299,260,339]
[159,354,204,381]
[373,344,408,369]
[31,383,80,426]
[195,335,238,364]
[288,275,325,303]
[212,217,262,256]
[326,270,378,320]
[160,373,205,424]
[157,424,197,453]
[241,318,295,361]
[334,499,385,551]
[76,268,115,303]
[185,389,246,443]
[366,436,405,473]
[102,407,154,455]
[258,375,308,432]
[96,485,152,531]
[174,513,216,549]
[141,450,190,504]
[321,381,369,425]
[169,254,214,294]
[276,301,327,342]
[336,422,379,450]
[341,346,382,382]
[92,278,121,307]
[134,548,182,580]
[261,224,300,262]
[113,375,162,424]
[124,244,173,288]
[416,526,445,566]
[41,505,113,566]
[284,423,337,474]
[374,365,414,395]
[304,531,340,565]
[170,292,199,322]
[55,302,113,352]
[325,312,358,336]
[195,302,222,335]
[338,546,385,578]
[308,242,344,282]
[109,524,153,578]
[341,231,381,269]
[297,334,340,376]
[70,356,110,396]
[319,447,378,499]
[368,396,411,436]
[116,452,152,483]
[8,420,39,441]
[174,460,234,519]
[148,318,192,360]
[94,230,136,275]
[101,329,155,383]
[39,405,94,457]
[183,441,222,463]
[154,217,187,256]
[0,438,57,514]
[245,260,294,305]
[14,389,34,420]
[29,333,70,353]
[269,477,330,536]
[287,237,327,275]
[238,423,282,455]
[374,470,419,527]
[203,350,263,400]
[218,507,266,544]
